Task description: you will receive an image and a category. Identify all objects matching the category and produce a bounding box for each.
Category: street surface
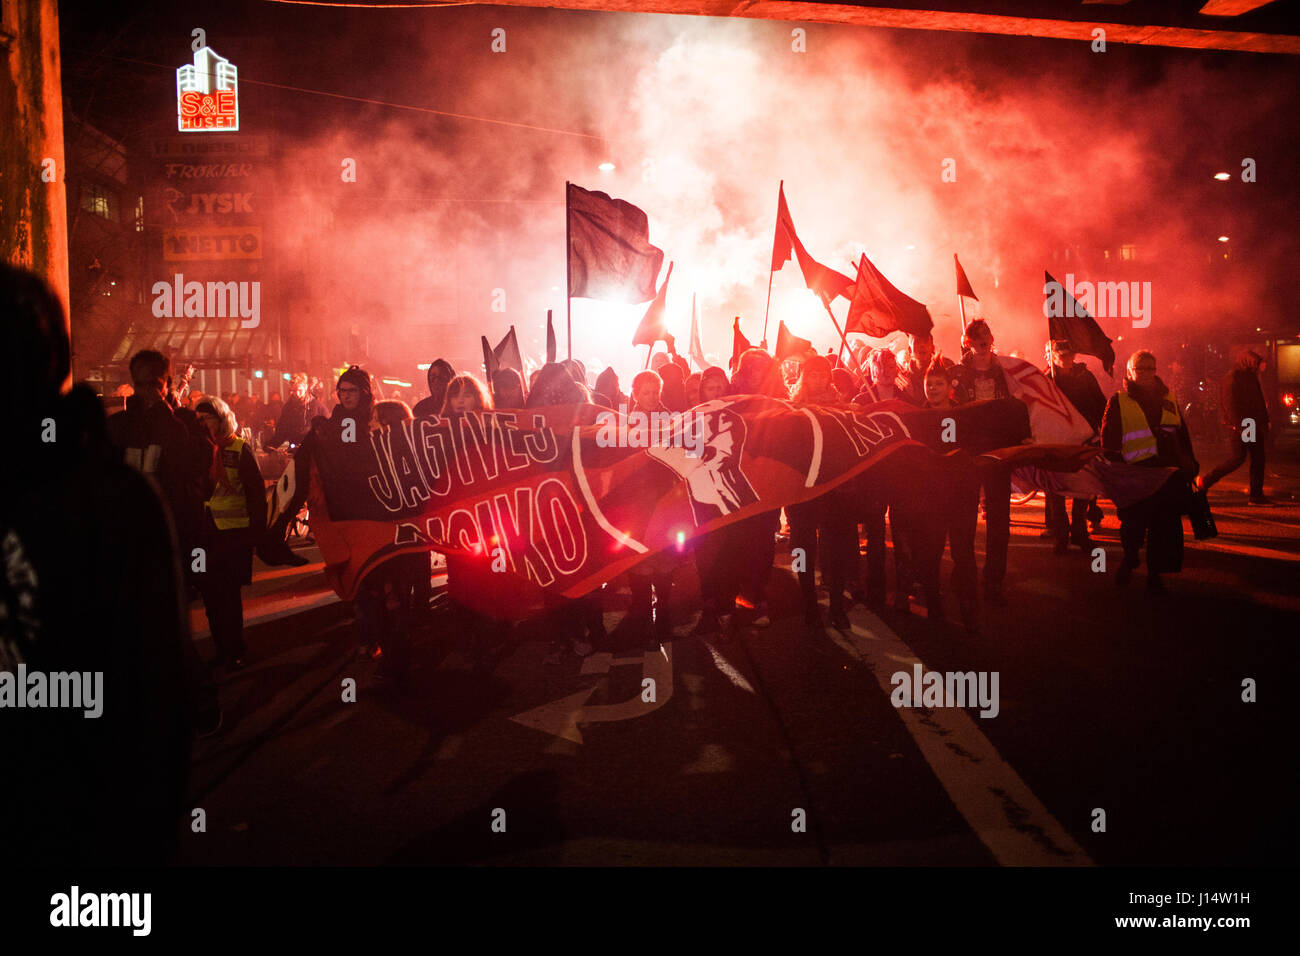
[179,451,1298,866]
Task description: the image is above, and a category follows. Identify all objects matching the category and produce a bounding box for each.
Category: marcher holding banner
[951,320,1015,605]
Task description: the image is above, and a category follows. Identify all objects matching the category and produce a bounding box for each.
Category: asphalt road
[177,457,1299,866]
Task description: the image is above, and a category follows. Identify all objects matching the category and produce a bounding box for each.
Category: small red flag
[632,261,674,348]
[955,253,978,301]
[772,183,855,304]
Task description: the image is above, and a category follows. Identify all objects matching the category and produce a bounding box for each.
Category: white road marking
[511,645,673,744]
[827,605,1093,866]
[701,640,755,693]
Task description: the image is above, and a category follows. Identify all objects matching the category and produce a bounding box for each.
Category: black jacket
[106,395,210,548]
[1048,362,1108,431]
[4,387,193,865]
[1221,367,1269,428]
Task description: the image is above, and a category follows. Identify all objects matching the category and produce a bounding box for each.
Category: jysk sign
[177,46,239,132]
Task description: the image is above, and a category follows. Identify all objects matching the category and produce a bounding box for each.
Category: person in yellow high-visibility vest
[1100,350,1199,593]
[195,396,267,669]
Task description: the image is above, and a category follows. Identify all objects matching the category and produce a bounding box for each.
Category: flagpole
[761,179,782,348]
[820,297,852,370]
[958,293,967,340]
[565,181,573,362]
[643,344,653,371]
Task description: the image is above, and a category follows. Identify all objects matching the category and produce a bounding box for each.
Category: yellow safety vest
[207,436,250,530]
[1117,389,1181,463]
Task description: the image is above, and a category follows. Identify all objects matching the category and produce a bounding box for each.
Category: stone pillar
[1,0,70,333]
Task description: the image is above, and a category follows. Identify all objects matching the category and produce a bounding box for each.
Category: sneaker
[752,602,772,628]
[1038,529,1055,539]
[571,638,594,658]
[828,606,850,630]
[1247,496,1274,505]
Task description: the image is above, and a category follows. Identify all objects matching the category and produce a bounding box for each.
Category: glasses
[337,385,360,395]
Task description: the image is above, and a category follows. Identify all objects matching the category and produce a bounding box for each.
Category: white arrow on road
[511,645,673,745]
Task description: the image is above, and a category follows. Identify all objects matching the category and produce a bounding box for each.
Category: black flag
[1044,270,1115,376]
[774,321,813,362]
[567,183,664,303]
[730,317,753,372]
[494,326,524,373]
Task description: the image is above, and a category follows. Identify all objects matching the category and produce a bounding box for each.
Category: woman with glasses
[1100,350,1199,593]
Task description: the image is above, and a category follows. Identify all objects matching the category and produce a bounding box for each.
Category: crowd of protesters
[2,260,1280,861]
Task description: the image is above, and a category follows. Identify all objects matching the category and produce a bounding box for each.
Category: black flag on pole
[774,320,813,362]
[1044,270,1116,376]
[567,183,664,303]
[730,317,754,372]
[494,326,524,374]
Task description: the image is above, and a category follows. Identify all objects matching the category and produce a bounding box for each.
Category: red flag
[955,253,978,301]
[567,183,664,303]
[774,320,813,362]
[632,261,674,348]
[772,183,855,303]
[846,253,933,338]
[730,317,753,372]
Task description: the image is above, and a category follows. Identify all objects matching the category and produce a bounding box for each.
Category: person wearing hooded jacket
[413,358,455,420]
[786,355,857,630]
[2,265,198,864]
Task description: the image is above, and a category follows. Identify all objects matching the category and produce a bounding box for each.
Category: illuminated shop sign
[177,46,239,132]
